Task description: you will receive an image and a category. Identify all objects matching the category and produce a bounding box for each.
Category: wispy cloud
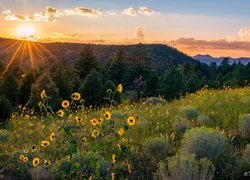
[2,6,102,22]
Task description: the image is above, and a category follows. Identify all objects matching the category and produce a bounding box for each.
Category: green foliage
[108,48,128,84]
[143,137,170,161]
[57,152,111,179]
[19,70,36,105]
[173,117,190,133]
[102,80,121,105]
[246,144,250,163]
[124,44,152,86]
[184,107,199,120]
[197,114,211,125]
[0,73,19,105]
[74,44,100,79]
[27,72,60,110]
[180,127,228,160]
[51,63,74,99]
[159,154,215,180]
[80,69,102,106]
[239,114,250,140]
[157,66,187,100]
[0,95,12,125]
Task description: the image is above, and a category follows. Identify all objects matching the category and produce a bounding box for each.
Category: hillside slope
[0,38,197,70]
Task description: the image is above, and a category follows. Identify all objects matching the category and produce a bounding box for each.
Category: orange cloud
[2,6,101,22]
[123,6,157,16]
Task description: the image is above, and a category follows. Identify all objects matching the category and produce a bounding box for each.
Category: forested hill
[0,37,197,70]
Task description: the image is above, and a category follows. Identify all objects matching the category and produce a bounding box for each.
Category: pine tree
[124,44,152,88]
[108,48,128,84]
[0,95,12,125]
[0,73,19,105]
[144,70,158,97]
[27,72,60,110]
[51,64,74,99]
[80,69,102,106]
[157,66,187,100]
[19,70,36,105]
[74,44,100,80]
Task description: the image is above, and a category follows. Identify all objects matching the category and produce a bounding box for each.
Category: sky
[1,0,250,57]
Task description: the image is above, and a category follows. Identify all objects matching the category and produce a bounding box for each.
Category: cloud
[123,6,157,16]
[239,27,250,41]
[123,7,137,16]
[2,6,101,22]
[138,7,154,16]
[169,37,250,53]
[123,27,146,44]
[134,27,145,39]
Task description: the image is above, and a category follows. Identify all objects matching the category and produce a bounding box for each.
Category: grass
[0,86,250,179]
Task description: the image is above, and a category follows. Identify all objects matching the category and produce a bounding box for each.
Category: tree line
[0,43,250,119]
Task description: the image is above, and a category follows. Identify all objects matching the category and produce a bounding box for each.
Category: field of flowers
[0,86,250,179]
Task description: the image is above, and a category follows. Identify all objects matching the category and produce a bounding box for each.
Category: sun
[16,25,36,41]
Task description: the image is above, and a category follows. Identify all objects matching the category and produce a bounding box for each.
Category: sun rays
[0,39,58,80]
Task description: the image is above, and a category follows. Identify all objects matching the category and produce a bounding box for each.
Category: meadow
[0,86,250,179]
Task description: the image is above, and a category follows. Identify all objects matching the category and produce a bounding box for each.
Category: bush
[144,137,170,161]
[239,114,250,140]
[144,97,167,105]
[57,152,110,179]
[184,107,199,120]
[246,144,250,163]
[159,154,215,180]
[179,127,228,160]
[0,95,12,125]
[173,117,190,133]
[197,114,211,125]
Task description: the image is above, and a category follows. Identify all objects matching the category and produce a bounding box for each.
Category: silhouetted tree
[0,73,19,105]
[27,72,60,110]
[74,44,100,80]
[80,69,102,106]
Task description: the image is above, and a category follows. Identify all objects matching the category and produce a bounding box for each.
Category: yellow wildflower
[118,128,124,136]
[90,118,99,126]
[32,157,40,167]
[23,157,28,163]
[91,130,100,138]
[41,140,50,147]
[61,100,70,108]
[19,154,24,161]
[57,110,65,117]
[117,84,123,93]
[105,111,111,120]
[127,117,135,126]
[50,132,55,141]
[40,90,47,99]
[71,92,81,101]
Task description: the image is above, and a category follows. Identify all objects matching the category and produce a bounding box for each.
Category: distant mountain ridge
[0,37,197,71]
[193,54,250,65]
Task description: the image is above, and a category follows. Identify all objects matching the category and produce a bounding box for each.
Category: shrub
[197,114,211,125]
[239,114,250,140]
[57,152,110,179]
[179,127,228,160]
[0,95,12,125]
[246,144,250,163]
[173,117,190,133]
[144,137,170,161]
[184,107,199,120]
[0,129,10,142]
[159,154,215,180]
[144,97,167,105]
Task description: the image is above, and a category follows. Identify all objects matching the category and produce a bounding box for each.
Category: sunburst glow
[16,25,36,41]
